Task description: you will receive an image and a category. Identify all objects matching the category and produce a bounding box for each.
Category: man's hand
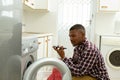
[53,46,65,59]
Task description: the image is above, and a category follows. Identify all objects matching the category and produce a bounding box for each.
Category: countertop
[22,32,53,38]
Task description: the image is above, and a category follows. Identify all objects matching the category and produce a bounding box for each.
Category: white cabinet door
[99,0,120,12]
[37,37,45,59]
[24,0,48,10]
[47,36,53,57]
[37,36,53,80]
[37,35,53,59]
[44,36,53,57]
[44,36,48,57]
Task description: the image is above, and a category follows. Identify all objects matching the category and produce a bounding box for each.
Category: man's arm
[53,46,65,59]
[63,50,97,76]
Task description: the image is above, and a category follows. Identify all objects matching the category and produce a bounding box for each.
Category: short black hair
[69,24,85,35]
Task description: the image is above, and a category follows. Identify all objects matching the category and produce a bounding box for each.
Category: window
[57,0,93,57]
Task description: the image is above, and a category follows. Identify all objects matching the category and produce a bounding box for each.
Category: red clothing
[47,68,62,80]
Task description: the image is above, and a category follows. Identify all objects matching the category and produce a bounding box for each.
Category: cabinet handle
[38,42,41,44]
[25,0,28,2]
[45,40,47,42]
[46,39,50,42]
[101,6,108,8]
[48,39,50,41]
[31,3,34,5]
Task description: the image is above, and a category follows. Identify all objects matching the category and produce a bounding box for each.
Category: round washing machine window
[107,48,120,69]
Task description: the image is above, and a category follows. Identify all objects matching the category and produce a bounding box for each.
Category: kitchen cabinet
[98,0,120,12]
[44,36,53,57]
[23,0,48,11]
[37,37,45,59]
[37,35,53,59]
[37,35,53,80]
[22,32,53,59]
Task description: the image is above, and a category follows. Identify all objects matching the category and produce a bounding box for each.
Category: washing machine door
[23,58,72,80]
[107,48,120,69]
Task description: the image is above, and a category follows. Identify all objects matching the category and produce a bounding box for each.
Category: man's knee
[72,75,96,80]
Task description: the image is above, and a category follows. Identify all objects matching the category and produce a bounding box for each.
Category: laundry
[47,67,62,80]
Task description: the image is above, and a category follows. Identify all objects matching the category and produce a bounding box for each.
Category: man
[53,24,110,80]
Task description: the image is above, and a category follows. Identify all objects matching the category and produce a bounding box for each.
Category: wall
[95,13,116,35]
[23,0,120,56]
[94,12,120,45]
[22,0,58,44]
[94,0,120,36]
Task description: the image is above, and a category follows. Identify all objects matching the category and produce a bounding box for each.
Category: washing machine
[99,35,120,80]
[21,36,38,80]
[23,58,72,80]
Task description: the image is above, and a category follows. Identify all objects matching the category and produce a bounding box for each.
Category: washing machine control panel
[22,37,38,55]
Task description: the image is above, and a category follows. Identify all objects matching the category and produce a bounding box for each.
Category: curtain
[57,0,93,57]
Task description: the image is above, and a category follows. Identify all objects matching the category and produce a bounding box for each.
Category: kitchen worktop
[22,32,53,38]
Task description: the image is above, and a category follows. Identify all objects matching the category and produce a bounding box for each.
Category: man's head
[69,24,86,46]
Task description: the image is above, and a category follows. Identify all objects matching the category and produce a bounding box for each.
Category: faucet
[23,58,72,80]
